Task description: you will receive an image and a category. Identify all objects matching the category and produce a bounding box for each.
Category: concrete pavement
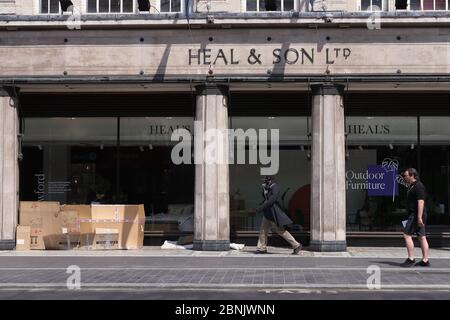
[0,246,450,294]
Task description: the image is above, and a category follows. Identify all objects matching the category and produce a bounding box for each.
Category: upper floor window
[40,0,61,14]
[395,0,449,10]
[360,0,387,11]
[87,0,135,13]
[242,0,296,12]
[159,0,183,12]
[86,0,183,13]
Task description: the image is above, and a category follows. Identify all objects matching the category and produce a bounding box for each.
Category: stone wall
[0,27,449,77]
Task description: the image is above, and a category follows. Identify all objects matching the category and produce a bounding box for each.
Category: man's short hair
[263,176,273,183]
[404,168,419,179]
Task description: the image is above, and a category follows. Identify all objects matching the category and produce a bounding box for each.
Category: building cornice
[2,74,450,85]
[2,12,450,30]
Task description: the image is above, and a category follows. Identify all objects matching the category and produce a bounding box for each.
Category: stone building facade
[1,0,450,251]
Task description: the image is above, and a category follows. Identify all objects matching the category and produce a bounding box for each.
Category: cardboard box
[16,225,31,251]
[90,205,145,249]
[19,202,60,250]
[60,205,92,233]
[44,233,82,250]
[80,229,119,250]
[55,210,80,234]
[20,202,145,250]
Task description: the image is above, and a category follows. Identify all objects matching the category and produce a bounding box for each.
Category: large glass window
[419,117,450,229]
[21,118,118,204]
[229,117,311,232]
[345,117,418,231]
[20,117,195,233]
[120,117,194,233]
[345,116,450,232]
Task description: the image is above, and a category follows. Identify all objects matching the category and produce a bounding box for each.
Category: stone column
[309,83,347,252]
[193,83,230,251]
[0,86,19,250]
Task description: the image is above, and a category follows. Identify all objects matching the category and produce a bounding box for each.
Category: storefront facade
[1,0,450,250]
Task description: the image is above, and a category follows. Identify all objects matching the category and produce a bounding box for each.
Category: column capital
[0,86,19,97]
[310,83,345,96]
[195,83,229,96]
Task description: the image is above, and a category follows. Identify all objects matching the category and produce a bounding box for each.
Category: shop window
[40,0,61,14]
[345,117,418,232]
[21,118,118,204]
[242,0,295,12]
[229,117,311,232]
[419,117,450,229]
[86,0,134,13]
[345,116,450,232]
[119,117,194,232]
[20,117,195,234]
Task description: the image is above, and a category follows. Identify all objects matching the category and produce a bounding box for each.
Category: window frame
[359,0,387,11]
[395,0,450,10]
[241,0,298,12]
[156,0,185,13]
[39,0,62,15]
[85,0,136,14]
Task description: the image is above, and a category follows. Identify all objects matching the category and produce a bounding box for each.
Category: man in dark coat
[255,176,302,254]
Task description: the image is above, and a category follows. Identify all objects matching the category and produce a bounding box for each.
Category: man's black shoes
[292,245,302,255]
[415,260,430,267]
[400,258,416,267]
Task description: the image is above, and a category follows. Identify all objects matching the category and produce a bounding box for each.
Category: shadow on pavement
[368,260,404,267]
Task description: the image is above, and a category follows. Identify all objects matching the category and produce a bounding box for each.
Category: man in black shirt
[400,168,430,267]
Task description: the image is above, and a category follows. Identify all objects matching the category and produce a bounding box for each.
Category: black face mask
[263,181,273,190]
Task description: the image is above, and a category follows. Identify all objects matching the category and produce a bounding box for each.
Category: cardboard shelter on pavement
[18,202,145,250]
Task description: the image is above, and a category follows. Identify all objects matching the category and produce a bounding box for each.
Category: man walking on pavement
[254,176,302,255]
[400,168,430,267]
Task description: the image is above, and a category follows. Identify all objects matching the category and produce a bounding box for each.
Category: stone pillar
[0,86,19,250]
[309,83,347,252]
[193,83,230,251]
